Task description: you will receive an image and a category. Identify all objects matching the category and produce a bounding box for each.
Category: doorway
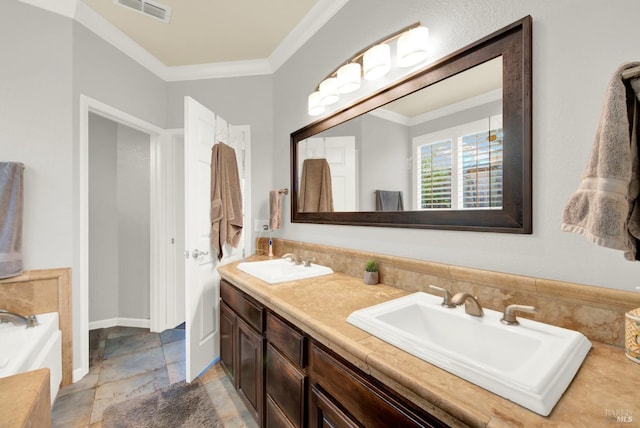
[78,95,181,382]
[88,113,152,330]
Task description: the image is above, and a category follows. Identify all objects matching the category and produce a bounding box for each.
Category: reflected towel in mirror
[375,190,404,211]
[0,162,24,279]
[298,159,333,212]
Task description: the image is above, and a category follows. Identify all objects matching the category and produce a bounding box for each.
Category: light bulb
[397,26,429,67]
[308,91,325,116]
[363,43,391,80]
[319,77,340,106]
[337,63,361,94]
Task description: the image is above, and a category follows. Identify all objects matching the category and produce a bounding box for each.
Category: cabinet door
[237,317,265,424]
[266,344,306,427]
[309,385,359,428]
[220,302,236,384]
[266,395,296,428]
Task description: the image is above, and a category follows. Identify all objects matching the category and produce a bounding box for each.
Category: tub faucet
[450,293,484,317]
[0,309,39,328]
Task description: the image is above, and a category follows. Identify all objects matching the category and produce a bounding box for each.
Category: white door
[298,136,357,211]
[184,97,249,381]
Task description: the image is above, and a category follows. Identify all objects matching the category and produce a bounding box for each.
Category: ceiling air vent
[114,0,172,23]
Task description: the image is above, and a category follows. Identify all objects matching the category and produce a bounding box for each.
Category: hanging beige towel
[0,162,24,279]
[269,190,282,230]
[211,142,243,260]
[298,158,333,212]
[561,62,640,260]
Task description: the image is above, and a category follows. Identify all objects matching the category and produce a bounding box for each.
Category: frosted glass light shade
[319,77,340,105]
[337,63,361,94]
[363,43,391,80]
[397,26,429,67]
[308,91,325,116]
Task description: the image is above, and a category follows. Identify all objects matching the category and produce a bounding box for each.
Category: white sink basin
[347,292,591,416]
[237,258,333,284]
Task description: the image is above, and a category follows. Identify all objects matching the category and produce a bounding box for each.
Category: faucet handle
[501,304,536,326]
[303,257,316,267]
[428,285,456,308]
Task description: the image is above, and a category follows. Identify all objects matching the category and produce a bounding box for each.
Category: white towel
[561,63,640,260]
[0,162,25,279]
[269,190,282,230]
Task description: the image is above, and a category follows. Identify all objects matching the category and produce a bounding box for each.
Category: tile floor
[51,326,258,427]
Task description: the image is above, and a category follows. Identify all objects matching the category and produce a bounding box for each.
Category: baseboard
[89,317,150,330]
[73,367,89,384]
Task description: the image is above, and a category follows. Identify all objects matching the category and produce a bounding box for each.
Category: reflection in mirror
[291,16,531,233]
[297,57,503,212]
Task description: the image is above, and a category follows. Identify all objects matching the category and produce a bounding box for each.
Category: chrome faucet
[450,292,484,317]
[501,304,537,325]
[0,309,38,328]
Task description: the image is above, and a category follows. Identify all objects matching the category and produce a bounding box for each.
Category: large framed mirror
[291,16,531,233]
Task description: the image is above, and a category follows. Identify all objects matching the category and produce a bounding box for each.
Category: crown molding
[19,0,350,82]
[74,1,170,80]
[269,0,350,72]
[18,0,78,18]
[371,89,503,127]
[163,59,273,82]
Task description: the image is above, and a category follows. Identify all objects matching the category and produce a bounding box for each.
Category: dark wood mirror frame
[291,16,532,233]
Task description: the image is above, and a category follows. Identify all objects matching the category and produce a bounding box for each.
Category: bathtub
[0,312,62,404]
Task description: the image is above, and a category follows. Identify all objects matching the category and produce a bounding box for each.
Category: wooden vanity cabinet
[220,279,447,428]
[220,279,265,425]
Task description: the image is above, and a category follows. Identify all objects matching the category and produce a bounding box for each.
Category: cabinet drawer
[266,344,306,428]
[221,279,264,332]
[310,385,359,428]
[266,312,306,367]
[310,342,446,428]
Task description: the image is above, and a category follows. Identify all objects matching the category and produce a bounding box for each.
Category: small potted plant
[364,259,379,285]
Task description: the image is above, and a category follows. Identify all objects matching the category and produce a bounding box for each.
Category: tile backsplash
[258,238,640,347]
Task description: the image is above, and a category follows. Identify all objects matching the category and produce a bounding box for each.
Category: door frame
[77,95,168,381]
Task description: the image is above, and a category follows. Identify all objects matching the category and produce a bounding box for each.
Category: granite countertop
[218,257,640,427]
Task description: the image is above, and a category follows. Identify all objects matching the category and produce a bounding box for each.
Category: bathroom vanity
[220,278,447,427]
[218,254,640,427]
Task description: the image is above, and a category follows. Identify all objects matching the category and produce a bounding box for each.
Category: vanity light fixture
[336,63,362,94]
[308,22,429,115]
[363,43,392,80]
[308,91,325,116]
[319,77,340,106]
[397,26,430,67]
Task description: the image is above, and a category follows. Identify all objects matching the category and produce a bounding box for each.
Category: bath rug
[102,380,223,428]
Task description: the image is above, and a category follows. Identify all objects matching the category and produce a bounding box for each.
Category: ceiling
[80,0,320,67]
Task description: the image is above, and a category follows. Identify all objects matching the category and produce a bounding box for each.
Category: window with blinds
[418,140,452,208]
[414,116,503,210]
